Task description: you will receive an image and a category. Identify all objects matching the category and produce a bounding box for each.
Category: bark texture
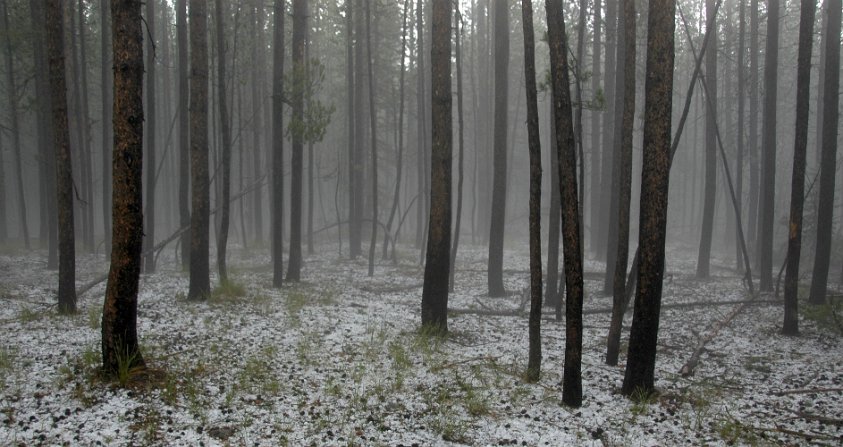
[487,0,508,297]
[271,0,285,288]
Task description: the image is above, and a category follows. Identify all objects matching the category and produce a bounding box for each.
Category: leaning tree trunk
[102,0,145,377]
[187,0,210,301]
[46,0,77,314]
[546,0,584,408]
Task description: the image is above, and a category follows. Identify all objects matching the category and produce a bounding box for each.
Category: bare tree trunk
[809,0,841,305]
[696,0,717,279]
[215,0,233,283]
[350,0,365,259]
[449,6,465,291]
[101,0,112,256]
[622,0,675,397]
[782,0,816,335]
[344,0,353,257]
[547,0,584,408]
[421,0,452,333]
[250,0,264,245]
[596,0,618,260]
[757,0,779,291]
[384,0,410,260]
[288,0,307,281]
[521,0,543,383]
[78,0,94,254]
[144,0,156,271]
[747,0,759,263]
[589,0,602,250]
[187,0,210,301]
[271,0,285,288]
[735,0,745,271]
[606,0,635,367]
[1,1,29,248]
[46,0,77,314]
[487,0,508,297]
[546,98,561,313]
[102,0,145,376]
[365,0,378,277]
[177,0,190,270]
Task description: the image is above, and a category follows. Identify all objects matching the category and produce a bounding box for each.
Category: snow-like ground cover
[0,243,841,446]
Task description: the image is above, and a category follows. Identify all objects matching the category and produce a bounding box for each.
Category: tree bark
[420,0,452,334]
[365,0,378,277]
[696,0,717,279]
[621,0,675,396]
[809,0,841,305]
[46,0,77,314]
[101,0,112,256]
[596,0,618,260]
[546,0,584,408]
[215,0,233,283]
[589,0,602,254]
[735,0,745,271]
[350,0,365,258]
[288,0,307,281]
[521,0,543,383]
[747,0,759,262]
[271,0,285,288]
[144,0,156,272]
[449,6,465,291]
[757,0,779,291]
[187,0,210,301]
[606,0,636,367]
[102,0,145,376]
[177,0,189,270]
[487,0,508,297]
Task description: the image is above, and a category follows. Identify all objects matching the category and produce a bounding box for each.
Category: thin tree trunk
[344,0,353,257]
[1,1,29,248]
[696,0,717,279]
[102,0,145,376]
[287,0,307,281]
[747,0,759,262]
[606,0,636,367]
[521,0,543,383]
[78,0,94,254]
[596,0,618,260]
[215,0,233,283]
[101,0,112,256]
[590,0,602,251]
[250,0,264,245]
[365,0,378,277]
[735,0,745,271]
[449,6,465,291]
[46,0,77,314]
[177,0,189,270]
[414,0,426,250]
[271,0,285,288]
[350,0,365,259]
[144,0,157,271]
[757,0,779,291]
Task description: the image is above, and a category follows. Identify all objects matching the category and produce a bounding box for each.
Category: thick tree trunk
[757,0,779,291]
[782,0,816,335]
[596,0,618,260]
[271,0,285,288]
[487,0,508,297]
[809,0,841,305]
[449,6,465,291]
[187,0,210,301]
[606,0,636,367]
[589,0,602,251]
[546,0,584,408]
[46,0,77,314]
[421,0,452,333]
[102,0,145,376]
[521,0,543,383]
[696,0,717,279]
[621,0,674,396]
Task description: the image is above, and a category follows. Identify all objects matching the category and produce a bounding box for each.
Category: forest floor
[0,242,842,446]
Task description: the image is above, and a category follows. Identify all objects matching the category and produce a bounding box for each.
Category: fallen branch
[792,411,843,427]
[679,302,749,376]
[771,387,843,396]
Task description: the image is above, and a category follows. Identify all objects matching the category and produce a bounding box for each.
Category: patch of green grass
[115,345,145,388]
[0,347,14,387]
[285,291,309,325]
[17,306,41,322]
[717,414,759,445]
[744,355,773,374]
[87,306,102,329]
[801,299,843,335]
[238,345,283,396]
[388,342,411,370]
[211,279,247,304]
[628,387,658,417]
[430,408,471,444]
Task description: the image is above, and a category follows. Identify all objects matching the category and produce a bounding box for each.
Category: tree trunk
[345,0,353,257]
[144,0,157,272]
[809,0,841,305]
[420,0,452,334]
[288,0,307,281]
[46,0,77,314]
[546,0,584,408]
[696,0,717,279]
[384,0,410,260]
[606,0,635,367]
[589,0,602,253]
[621,0,674,397]
[250,0,264,245]
[78,0,94,254]
[102,0,145,376]
[521,0,543,383]
[1,0,29,248]
[188,0,210,301]
[782,0,816,335]
[546,98,561,314]
[596,0,617,260]
[365,0,378,277]
[271,0,285,288]
[177,0,189,270]
[487,0,508,297]
[449,6,465,291]
[215,0,233,283]
[350,0,365,259]
[735,0,745,271]
[101,0,112,256]
[757,0,779,291]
